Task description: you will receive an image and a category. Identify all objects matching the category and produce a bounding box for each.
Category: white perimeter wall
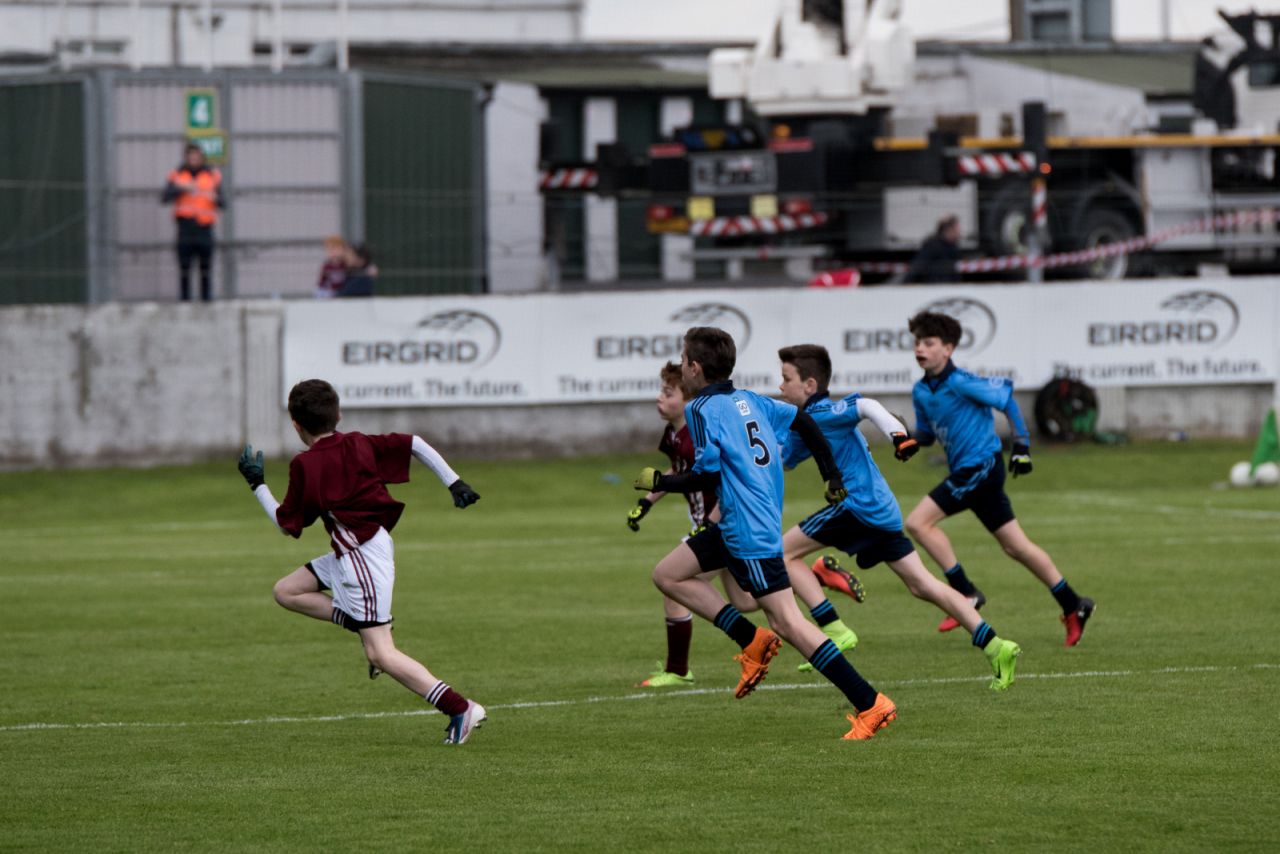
[2,287,1276,471]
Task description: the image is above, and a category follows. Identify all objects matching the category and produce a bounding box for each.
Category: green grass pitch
[2,440,1278,852]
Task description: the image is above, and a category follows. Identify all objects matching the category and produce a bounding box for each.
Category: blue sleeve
[912,388,936,445]
[687,403,722,474]
[1003,397,1030,444]
[762,396,798,437]
[951,372,1014,410]
[781,432,811,470]
[826,394,864,429]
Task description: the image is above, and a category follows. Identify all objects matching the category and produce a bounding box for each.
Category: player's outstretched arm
[633,466,718,495]
[1002,398,1033,477]
[627,469,673,531]
[856,397,919,461]
[790,412,847,504]
[238,444,291,535]
[410,435,480,507]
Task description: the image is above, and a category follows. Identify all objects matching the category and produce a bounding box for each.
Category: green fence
[0,80,87,304]
[362,77,483,295]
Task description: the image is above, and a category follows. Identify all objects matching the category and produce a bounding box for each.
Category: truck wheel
[1078,208,1136,280]
[983,185,1031,258]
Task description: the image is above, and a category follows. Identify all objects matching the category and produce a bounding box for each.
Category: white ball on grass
[1229,461,1255,487]
[1254,461,1280,486]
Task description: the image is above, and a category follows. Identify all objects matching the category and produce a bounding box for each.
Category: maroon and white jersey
[275,431,413,555]
[658,423,717,529]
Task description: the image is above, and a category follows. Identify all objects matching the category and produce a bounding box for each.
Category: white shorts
[308,528,395,626]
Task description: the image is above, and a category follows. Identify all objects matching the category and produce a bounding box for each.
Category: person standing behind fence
[315,235,347,298]
[905,215,961,284]
[161,143,224,301]
[338,242,376,297]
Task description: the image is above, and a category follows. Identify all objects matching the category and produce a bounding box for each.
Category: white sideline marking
[2,663,1275,735]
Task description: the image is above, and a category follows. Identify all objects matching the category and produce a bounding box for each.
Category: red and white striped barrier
[956,152,1037,177]
[689,212,829,237]
[538,168,598,190]
[842,208,1280,276]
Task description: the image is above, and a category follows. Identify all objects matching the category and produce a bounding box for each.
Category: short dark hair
[184,142,203,156]
[778,344,832,393]
[683,327,736,382]
[908,311,962,346]
[288,379,340,435]
[659,361,690,400]
[351,242,374,267]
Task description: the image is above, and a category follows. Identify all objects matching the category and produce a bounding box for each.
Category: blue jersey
[686,382,798,558]
[912,361,1023,472]
[782,392,902,531]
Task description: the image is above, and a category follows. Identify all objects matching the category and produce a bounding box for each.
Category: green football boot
[798,624,858,672]
[985,638,1022,691]
[636,663,695,688]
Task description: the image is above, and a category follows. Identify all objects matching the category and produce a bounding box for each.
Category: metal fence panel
[0,78,87,304]
[362,75,483,295]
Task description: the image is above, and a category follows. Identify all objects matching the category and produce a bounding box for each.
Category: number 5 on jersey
[745,420,771,466]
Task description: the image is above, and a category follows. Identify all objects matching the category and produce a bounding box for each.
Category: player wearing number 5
[903,311,1096,647]
[161,143,224,301]
[237,379,487,745]
[638,327,897,740]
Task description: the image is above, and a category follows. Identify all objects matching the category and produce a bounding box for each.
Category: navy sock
[1050,579,1082,614]
[809,599,840,628]
[971,620,997,649]
[944,563,977,596]
[809,639,878,711]
[713,604,758,649]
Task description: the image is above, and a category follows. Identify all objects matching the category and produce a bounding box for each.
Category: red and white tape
[840,208,1279,276]
[539,168,598,190]
[956,152,1037,177]
[689,212,829,237]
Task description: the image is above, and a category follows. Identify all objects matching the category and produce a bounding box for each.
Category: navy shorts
[686,524,791,596]
[798,505,916,569]
[929,452,1016,532]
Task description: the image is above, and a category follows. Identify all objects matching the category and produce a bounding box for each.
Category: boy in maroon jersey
[237,379,486,745]
[626,362,752,688]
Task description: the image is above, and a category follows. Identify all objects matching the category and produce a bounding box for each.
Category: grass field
[2,439,1278,852]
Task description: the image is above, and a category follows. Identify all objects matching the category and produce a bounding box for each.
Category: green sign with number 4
[186,89,216,131]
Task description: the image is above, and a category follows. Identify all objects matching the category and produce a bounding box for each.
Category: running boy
[237,379,488,744]
[903,312,1096,646]
[626,362,722,688]
[636,327,897,740]
[776,344,1021,690]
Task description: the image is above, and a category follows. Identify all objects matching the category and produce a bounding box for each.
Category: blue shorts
[799,504,916,569]
[686,523,791,596]
[929,452,1016,532]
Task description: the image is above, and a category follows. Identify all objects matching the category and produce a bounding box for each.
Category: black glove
[824,476,848,506]
[448,478,481,508]
[1009,443,1033,478]
[238,444,264,489]
[891,432,919,462]
[627,498,653,532]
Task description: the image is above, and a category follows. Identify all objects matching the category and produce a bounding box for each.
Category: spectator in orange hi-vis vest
[161,143,225,301]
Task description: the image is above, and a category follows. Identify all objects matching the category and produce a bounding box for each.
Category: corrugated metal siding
[0,80,87,304]
[362,78,482,295]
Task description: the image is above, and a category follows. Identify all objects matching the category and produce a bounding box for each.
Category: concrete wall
[1,299,1272,471]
